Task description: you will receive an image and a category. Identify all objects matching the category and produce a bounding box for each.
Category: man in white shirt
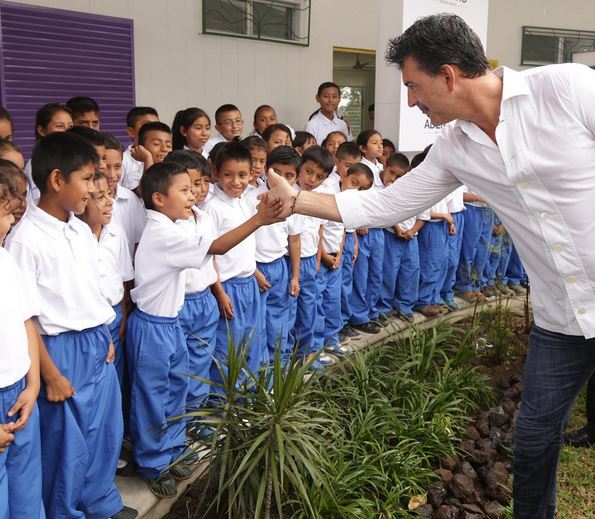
[265,14,595,518]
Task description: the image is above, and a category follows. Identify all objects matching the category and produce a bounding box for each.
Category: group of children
[0,83,527,518]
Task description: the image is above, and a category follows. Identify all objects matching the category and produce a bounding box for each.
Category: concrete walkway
[117,293,528,518]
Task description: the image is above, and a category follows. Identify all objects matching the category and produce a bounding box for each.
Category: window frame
[521,26,595,66]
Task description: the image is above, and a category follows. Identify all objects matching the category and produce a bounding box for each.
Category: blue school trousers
[378,230,420,315]
[497,234,513,282]
[108,303,124,388]
[313,260,343,350]
[440,210,465,301]
[178,290,219,409]
[258,257,291,363]
[415,221,449,308]
[350,229,384,325]
[287,255,317,356]
[211,275,263,383]
[127,310,188,480]
[506,243,526,286]
[340,232,356,326]
[455,204,494,292]
[39,326,123,519]
[0,379,45,519]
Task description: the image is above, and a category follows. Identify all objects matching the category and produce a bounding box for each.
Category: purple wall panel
[0,1,135,158]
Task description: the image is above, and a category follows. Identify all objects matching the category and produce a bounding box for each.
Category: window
[521,26,595,66]
[202,0,311,46]
[339,86,364,139]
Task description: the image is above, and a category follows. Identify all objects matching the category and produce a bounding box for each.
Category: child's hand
[255,269,271,292]
[217,292,234,320]
[394,225,406,239]
[5,386,38,433]
[106,341,116,364]
[404,230,415,241]
[321,255,335,269]
[0,426,15,452]
[255,193,285,226]
[289,277,300,297]
[44,373,75,403]
[332,256,341,270]
[356,228,368,236]
[131,144,152,164]
[449,222,457,235]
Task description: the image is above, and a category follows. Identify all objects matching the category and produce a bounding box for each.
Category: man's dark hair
[141,161,187,210]
[66,96,100,118]
[266,145,301,171]
[68,126,105,148]
[138,121,171,146]
[164,149,211,177]
[335,141,361,161]
[385,14,489,78]
[31,132,99,194]
[214,141,252,171]
[126,106,159,128]
[387,152,410,170]
[300,145,334,175]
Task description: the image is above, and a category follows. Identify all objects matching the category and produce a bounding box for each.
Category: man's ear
[440,64,457,92]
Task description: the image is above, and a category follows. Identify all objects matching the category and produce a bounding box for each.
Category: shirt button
[539,211,549,219]
[553,243,564,252]
[519,181,529,189]
[566,275,577,283]
[578,308,587,315]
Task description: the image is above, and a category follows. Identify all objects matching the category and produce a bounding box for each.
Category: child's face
[0,149,25,169]
[254,108,277,136]
[215,159,251,198]
[0,196,15,244]
[316,87,340,115]
[341,172,373,192]
[216,110,244,141]
[335,154,360,180]
[37,110,73,137]
[324,133,346,157]
[156,172,195,221]
[94,145,107,174]
[183,116,211,151]
[12,176,27,225]
[74,110,100,130]
[58,162,96,215]
[142,130,172,163]
[270,162,298,186]
[267,130,291,150]
[188,169,210,205]
[105,148,123,197]
[129,114,159,144]
[84,177,113,227]
[0,119,12,140]
[361,133,383,161]
[249,149,267,180]
[381,166,404,187]
[380,146,395,167]
[297,160,328,191]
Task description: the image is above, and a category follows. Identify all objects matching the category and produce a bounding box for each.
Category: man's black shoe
[564,425,595,448]
[351,321,382,334]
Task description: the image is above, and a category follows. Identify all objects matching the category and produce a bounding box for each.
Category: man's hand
[261,170,297,219]
[44,373,75,403]
[5,386,38,432]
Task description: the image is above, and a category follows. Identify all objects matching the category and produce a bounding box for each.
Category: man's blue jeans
[513,325,595,518]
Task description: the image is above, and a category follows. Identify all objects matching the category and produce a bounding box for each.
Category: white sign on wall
[398,0,489,151]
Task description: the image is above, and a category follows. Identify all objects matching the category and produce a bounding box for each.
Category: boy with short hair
[128,160,282,496]
[305,82,351,144]
[241,135,268,189]
[133,121,173,173]
[121,106,159,191]
[5,132,136,519]
[66,96,101,130]
[0,168,44,519]
[204,104,244,155]
[68,125,107,173]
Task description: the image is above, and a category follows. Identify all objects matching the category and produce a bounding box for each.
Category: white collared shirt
[446,186,466,213]
[6,205,115,335]
[24,159,40,205]
[132,210,214,317]
[111,185,147,258]
[305,111,351,145]
[428,197,451,223]
[321,169,341,193]
[203,185,256,282]
[120,145,145,191]
[336,63,595,338]
[97,223,134,306]
[176,207,219,293]
[0,248,38,387]
[386,209,431,234]
[360,156,384,189]
[317,177,344,254]
[464,186,488,208]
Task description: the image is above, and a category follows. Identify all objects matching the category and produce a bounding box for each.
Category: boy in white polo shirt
[0,169,44,519]
[128,160,282,497]
[5,132,135,519]
[305,82,352,145]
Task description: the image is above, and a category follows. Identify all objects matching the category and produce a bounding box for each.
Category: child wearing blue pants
[0,171,44,519]
[482,217,514,297]
[6,133,134,518]
[506,242,527,294]
[440,186,466,310]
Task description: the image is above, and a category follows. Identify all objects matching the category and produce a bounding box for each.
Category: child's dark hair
[292,131,315,149]
[410,151,428,169]
[68,126,105,148]
[335,141,361,160]
[208,141,227,165]
[382,138,396,151]
[321,131,347,147]
[356,129,381,148]
[102,132,123,154]
[215,104,240,124]
[171,107,210,150]
[0,158,26,185]
[214,141,252,171]
[0,107,13,127]
[138,121,171,146]
[0,138,22,158]
[31,132,99,194]
[35,103,72,140]
[164,149,211,177]
[387,152,410,170]
[266,145,301,171]
[141,162,188,211]
[0,162,23,211]
[253,105,275,121]
[300,145,334,174]
[261,123,291,144]
[66,96,100,118]
[317,81,340,96]
[346,163,374,187]
[126,106,159,128]
[241,135,268,153]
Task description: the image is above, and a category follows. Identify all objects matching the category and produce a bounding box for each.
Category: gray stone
[450,473,477,502]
